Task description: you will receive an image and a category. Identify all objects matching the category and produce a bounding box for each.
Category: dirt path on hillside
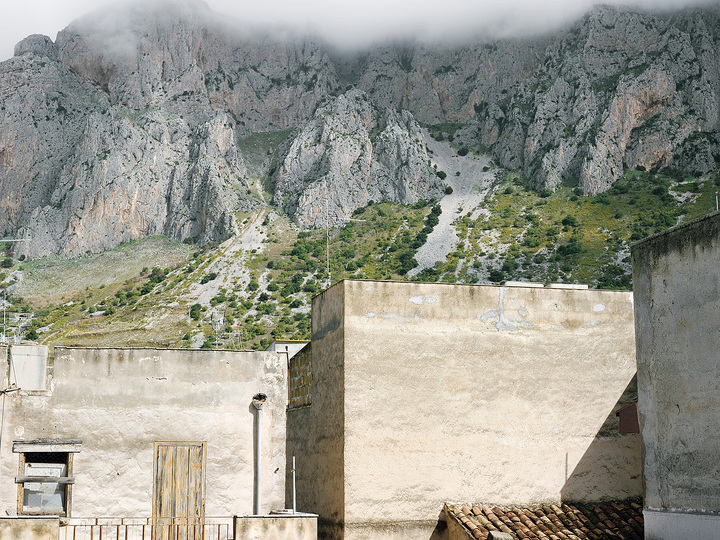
[408,131,496,277]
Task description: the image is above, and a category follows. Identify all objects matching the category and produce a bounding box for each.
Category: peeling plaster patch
[409,295,424,305]
[593,304,606,312]
[364,285,373,291]
[494,318,518,331]
[425,296,436,304]
[493,288,517,331]
[379,313,407,324]
[491,287,533,332]
[518,306,529,317]
[481,310,500,322]
[365,312,376,318]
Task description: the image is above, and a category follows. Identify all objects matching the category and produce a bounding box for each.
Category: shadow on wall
[561,376,641,502]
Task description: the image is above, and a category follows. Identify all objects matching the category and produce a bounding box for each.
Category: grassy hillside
[1,161,717,351]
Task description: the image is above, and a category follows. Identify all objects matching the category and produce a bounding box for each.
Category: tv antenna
[319,180,366,289]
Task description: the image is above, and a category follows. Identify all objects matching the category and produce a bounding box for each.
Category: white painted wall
[0,347,287,518]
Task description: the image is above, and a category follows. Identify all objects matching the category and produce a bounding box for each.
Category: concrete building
[632,212,720,539]
[287,279,641,540]
[0,345,289,539]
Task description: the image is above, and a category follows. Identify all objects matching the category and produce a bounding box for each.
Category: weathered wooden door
[152,442,206,540]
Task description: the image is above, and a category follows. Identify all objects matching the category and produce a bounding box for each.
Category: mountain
[2,0,720,259]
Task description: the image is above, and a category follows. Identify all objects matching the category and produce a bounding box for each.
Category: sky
[2,0,719,61]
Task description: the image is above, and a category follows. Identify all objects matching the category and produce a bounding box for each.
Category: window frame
[13,439,82,517]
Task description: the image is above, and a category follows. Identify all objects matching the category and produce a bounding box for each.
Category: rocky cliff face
[2,1,720,258]
[457,6,720,193]
[1,0,341,258]
[272,90,442,227]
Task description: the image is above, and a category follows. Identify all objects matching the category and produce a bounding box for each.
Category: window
[13,439,82,516]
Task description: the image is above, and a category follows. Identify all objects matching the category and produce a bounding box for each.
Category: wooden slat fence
[59,517,233,540]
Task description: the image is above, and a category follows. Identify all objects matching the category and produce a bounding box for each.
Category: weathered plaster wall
[234,513,318,539]
[632,212,720,537]
[0,517,58,540]
[286,285,345,539]
[300,280,639,540]
[0,347,287,518]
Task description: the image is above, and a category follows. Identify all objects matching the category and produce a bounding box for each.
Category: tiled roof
[445,501,643,540]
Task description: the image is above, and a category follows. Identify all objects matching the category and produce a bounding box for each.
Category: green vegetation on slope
[2,166,718,349]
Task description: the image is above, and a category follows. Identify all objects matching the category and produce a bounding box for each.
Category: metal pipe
[292,455,296,513]
[252,393,267,515]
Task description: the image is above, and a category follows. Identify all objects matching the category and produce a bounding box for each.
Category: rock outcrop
[457,5,720,193]
[272,90,442,227]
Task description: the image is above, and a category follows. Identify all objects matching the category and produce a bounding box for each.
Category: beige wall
[0,517,58,540]
[0,346,287,518]
[289,279,640,540]
[234,513,317,539]
[632,213,720,538]
[286,286,346,538]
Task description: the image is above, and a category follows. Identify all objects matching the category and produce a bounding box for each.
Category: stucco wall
[291,279,640,540]
[286,285,346,539]
[632,212,720,529]
[234,513,318,539]
[0,517,58,540]
[0,347,287,518]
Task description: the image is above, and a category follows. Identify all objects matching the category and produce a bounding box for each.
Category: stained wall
[288,279,640,540]
[632,212,720,539]
[0,346,287,518]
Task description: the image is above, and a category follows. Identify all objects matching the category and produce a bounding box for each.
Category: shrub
[488,269,505,282]
[200,272,217,284]
[457,147,469,156]
[444,186,454,195]
[423,214,438,229]
[1,258,13,268]
[561,215,579,227]
[140,283,154,295]
[436,170,447,180]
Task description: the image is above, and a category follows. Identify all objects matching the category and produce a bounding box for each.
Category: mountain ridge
[2,1,720,260]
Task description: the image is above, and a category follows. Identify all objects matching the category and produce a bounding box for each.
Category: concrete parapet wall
[644,509,720,540]
[0,516,59,540]
[234,513,317,540]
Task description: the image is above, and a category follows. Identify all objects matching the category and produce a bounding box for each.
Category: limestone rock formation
[458,5,720,193]
[0,0,339,258]
[3,0,720,258]
[272,90,443,227]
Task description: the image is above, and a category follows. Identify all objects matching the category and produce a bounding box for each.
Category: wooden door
[152,442,206,540]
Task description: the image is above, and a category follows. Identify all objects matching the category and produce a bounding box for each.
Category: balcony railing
[59,517,233,540]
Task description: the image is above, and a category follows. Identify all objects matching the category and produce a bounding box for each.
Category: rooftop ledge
[503,281,588,290]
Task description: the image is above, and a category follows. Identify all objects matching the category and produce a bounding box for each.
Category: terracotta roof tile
[445,502,643,540]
